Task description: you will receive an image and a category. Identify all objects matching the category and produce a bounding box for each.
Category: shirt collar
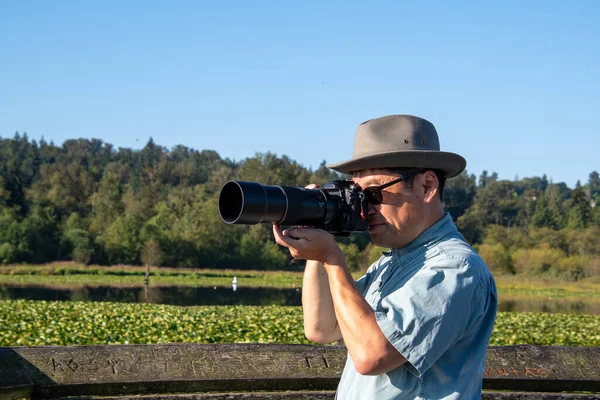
[384,213,457,257]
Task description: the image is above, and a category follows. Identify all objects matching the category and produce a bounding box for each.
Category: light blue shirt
[336,213,497,400]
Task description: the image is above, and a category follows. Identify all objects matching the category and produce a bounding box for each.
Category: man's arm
[301,260,342,344]
[322,251,407,375]
[273,225,407,376]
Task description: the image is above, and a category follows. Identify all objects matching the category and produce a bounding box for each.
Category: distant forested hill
[1,133,599,279]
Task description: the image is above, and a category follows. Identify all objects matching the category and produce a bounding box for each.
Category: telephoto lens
[218,180,368,235]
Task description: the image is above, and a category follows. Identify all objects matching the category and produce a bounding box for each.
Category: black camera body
[218,180,368,236]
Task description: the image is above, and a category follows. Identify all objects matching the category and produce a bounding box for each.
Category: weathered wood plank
[483,345,600,393]
[10,344,345,398]
[59,392,600,400]
[482,394,600,400]
[2,344,598,399]
[0,348,34,400]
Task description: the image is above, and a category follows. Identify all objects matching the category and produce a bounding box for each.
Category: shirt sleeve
[373,256,484,377]
[354,272,371,295]
[354,255,386,295]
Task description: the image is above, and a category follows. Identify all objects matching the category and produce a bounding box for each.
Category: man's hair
[381,168,446,201]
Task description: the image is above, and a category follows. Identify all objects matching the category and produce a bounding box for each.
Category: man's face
[352,169,429,249]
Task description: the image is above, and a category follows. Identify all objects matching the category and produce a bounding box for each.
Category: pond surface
[0,284,302,306]
[1,284,599,315]
[497,295,600,315]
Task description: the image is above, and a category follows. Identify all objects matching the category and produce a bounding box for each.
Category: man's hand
[272,225,343,265]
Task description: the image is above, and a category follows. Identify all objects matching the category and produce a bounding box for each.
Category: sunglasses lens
[364,188,382,204]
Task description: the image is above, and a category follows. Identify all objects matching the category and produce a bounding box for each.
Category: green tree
[64,229,94,264]
[61,212,94,264]
[309,160,343,186]
[0,208,30,263]
[27,163,95,218]
[456,207,486,244]
[0,176,9,206]
[0,133,40,213]
[90,172,124,235]
[587,171,600,199]
[141,239,163,267]
[567,183,592,229]
[546,185,567,229]
[21,205,61,263]
[443,171,476,220]
[239,224,287,269]
[531,193,557,229]
[593,202,600,226]
[235,152,310,186]
[103,214,142,264]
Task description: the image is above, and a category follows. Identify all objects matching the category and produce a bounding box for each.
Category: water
[497,295,600,315]
[1,284,598,315]
[0,284,301,306]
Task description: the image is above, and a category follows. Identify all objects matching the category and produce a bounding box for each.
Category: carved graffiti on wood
[484,367,549,378]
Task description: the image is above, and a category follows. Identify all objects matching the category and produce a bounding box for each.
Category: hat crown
[353,115,440,159]
[326,114,466,177]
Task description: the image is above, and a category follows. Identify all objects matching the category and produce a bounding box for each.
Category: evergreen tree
[546,185,567,229]
[443,171,476,220]
[531,192,556,229]
[567,182,593,229]
[588,171,600,199]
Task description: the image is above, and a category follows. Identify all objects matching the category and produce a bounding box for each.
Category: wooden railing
[1,344,598,399]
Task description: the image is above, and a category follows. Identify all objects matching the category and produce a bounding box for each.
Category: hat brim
[326,150,466,178]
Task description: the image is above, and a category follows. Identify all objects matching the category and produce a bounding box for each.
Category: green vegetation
[489,312,600,346]
[0,263,303,288]
[2,264,599,299]
[0,135,599,281]
[493,276,600,298]
[1,300,598,347]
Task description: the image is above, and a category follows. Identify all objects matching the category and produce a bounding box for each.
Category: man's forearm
[324,254,407,375]
[301,260,341,343]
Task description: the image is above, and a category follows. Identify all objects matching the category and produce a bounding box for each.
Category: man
[273,114,497,399]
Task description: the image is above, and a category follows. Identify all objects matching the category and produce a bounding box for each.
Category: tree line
[1,133,599,280]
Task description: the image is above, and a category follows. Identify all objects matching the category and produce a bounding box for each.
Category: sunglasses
[361,171,424,205]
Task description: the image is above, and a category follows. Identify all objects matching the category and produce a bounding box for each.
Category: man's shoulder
[433,231,477,259]
[428,234,492,279]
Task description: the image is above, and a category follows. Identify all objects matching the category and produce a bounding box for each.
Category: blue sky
[1,1,598,188]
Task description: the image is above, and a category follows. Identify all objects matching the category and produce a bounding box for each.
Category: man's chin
[368,232,386,248]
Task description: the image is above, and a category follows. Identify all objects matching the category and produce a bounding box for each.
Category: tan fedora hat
[327,114,466,178]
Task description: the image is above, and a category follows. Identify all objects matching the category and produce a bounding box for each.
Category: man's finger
[273,225,289,246]
[273,225,303,247]
[282,227,316,241]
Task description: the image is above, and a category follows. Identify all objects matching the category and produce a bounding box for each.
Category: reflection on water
[0,285,301,306]
[1,284,598,315]
[498,295,600,315]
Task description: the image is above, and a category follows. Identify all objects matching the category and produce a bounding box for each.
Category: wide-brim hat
[327,114,466,178]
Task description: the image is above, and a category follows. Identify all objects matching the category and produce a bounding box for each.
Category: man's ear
[421,170,439,203]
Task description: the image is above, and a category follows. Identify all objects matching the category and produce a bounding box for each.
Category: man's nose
[368,202,379,216]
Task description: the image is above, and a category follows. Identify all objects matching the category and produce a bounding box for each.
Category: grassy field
[1,263,599,298]
[1,299,598,347]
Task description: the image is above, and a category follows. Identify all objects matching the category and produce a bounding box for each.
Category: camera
[218,180,368,235]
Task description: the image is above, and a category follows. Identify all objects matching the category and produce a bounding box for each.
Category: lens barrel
[218,181,337,227]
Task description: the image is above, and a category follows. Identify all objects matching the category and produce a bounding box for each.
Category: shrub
[482,225,526,250]
[565,226,600,256]
[477,243,514,275]
[527,228,568,253]
[512,245,564,276]
[552,255,591,281]
[362,244,389,269]
[338,243,361,272]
